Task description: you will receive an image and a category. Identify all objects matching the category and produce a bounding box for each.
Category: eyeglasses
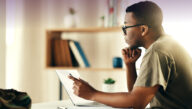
[122,24,144,35]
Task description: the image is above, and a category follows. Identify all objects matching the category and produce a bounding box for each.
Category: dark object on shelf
[0,88,32,109]
[113,57,123,68]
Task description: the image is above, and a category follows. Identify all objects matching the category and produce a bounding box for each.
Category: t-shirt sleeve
[134,50,174,91]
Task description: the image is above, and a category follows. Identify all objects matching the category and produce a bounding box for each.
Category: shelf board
[46,66,125,71]
[46,27,122,33]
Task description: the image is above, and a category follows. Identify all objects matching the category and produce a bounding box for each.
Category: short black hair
[126,1,163,31]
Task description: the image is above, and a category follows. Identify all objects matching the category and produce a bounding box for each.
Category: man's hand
[122,48,142,65]
[68,75,97,100]
[122,48,141,91]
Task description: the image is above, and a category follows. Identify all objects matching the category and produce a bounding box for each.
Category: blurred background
[0,0,192,103]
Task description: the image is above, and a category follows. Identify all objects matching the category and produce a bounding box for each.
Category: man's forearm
[92,91,136,108]
[126,63,137,92]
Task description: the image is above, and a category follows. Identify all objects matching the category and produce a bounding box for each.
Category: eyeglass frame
[122,24,150,35]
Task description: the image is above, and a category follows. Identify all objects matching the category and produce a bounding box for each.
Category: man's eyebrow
[124,21,127,24]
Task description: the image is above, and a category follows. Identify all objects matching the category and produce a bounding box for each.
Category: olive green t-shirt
[134,35,192,109]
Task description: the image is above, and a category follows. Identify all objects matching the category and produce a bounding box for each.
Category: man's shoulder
[152,35,173,49]
[147,35,179,55]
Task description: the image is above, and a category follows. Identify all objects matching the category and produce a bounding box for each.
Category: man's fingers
[121,49,126,55]
[122,49,128,60]
[73,88,79,96]
[73,85,79,90]
[79,78,88,84]
[68,75,79,82]
[133,48,141,56]
[127,48,130,57]
[75,81,82,86]
[135,48,142,54]
[122,47,136,58]
[132,50,135,57]
[125,47,129,55]
[71,78,83,87]
[128,48,133,58]
[71,77,87,87]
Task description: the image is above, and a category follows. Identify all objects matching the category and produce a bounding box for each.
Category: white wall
[0,0,6,88]
[6,0,50,102]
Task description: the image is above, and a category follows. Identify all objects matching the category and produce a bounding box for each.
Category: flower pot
[63,14,76,28]
[102,84,115,92]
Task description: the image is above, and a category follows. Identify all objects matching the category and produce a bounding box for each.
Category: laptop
[56,70,106,107]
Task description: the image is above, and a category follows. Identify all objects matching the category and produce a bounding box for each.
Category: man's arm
[126,63,137,92]
[69,75,159,108]
[122,48,141,91]
[92,85,159,108]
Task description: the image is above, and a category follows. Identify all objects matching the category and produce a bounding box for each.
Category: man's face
[123,12,143,49]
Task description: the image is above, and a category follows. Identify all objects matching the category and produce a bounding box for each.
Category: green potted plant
[100,16,105,27]
[69,8,76,15]
[104,78,115,84]
[102,78,116,92]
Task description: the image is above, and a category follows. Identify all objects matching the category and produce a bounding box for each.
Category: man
[69,1,192,109]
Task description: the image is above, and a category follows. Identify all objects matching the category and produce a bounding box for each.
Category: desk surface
[31,100,132,109]
[32,100,72,109]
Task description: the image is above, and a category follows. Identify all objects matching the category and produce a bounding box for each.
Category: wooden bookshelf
[45,27,122,71]
[46,66,125,71]
[46,27,121,33]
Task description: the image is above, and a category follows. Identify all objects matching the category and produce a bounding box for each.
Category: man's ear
[140,25,149,36]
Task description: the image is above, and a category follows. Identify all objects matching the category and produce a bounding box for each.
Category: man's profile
[68,1,192,109]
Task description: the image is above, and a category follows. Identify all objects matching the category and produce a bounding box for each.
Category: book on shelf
[69,41,79,67]
[60,40,73,66]
[52,39,62,66]
[51,39,78,67]
[69,40,90,67]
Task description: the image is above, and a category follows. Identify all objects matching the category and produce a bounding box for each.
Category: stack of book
[51,39,90,67]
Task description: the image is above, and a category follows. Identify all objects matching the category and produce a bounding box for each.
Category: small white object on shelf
[63,8,77,28]
[63,14,76,28]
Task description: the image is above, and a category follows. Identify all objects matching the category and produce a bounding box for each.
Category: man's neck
[143,32,162,49]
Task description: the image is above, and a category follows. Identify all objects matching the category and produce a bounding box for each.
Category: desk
[31,100,133,109]
[32,100,72,109]
[32,100,150,109]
